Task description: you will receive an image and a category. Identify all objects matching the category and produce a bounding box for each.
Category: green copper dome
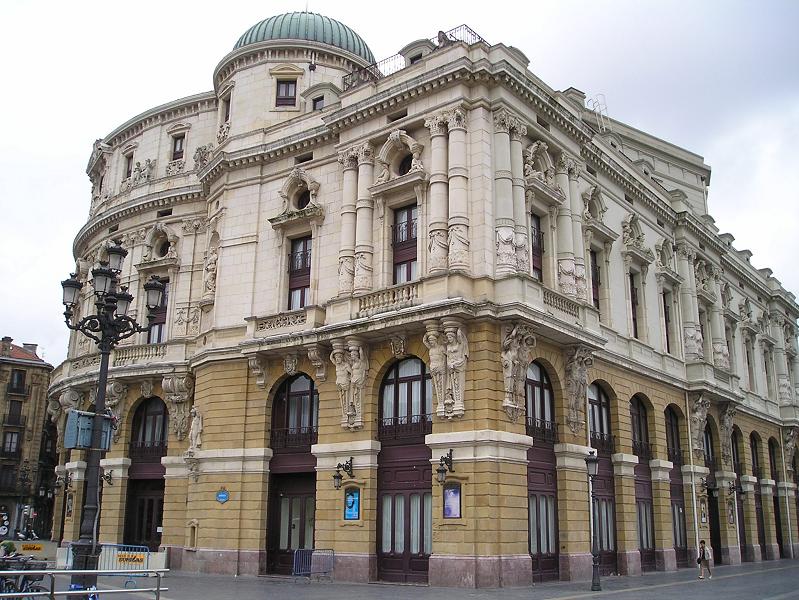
[234,12,375,64]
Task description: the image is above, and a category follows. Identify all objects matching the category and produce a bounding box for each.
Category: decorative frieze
[181,217,209,235]
[165,159,185,176]
[500,323,537,422]
[255,310,306,331]
[174,306,200,337]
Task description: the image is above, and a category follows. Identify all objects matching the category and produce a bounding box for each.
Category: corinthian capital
[357,143,374,165]
[493,108,512,134]
[424,113,448,136]
[337,147,358,170]
[447,107,467,131]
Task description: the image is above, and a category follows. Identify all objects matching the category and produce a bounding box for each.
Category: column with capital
[555,154,576,296]
[770,315,793,405]
[337,148,359,295]
[710,267,731,369]
[676,244,702,361]
[353,144,375,293]
[568,161,587,301]
[509,121,529,273]
[447,108,470,273]
[425,112,450,274]
[492,109,516,276]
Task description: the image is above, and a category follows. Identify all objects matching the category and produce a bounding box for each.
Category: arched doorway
[630,395,655,571]
[768,438,786,558]
[750,433,766,559]
[376,357,432,583]
[665,406,688,567]
[524,361,558,582]
[125,396,168,550]
[588,382,617,576]
[731,428,747,559]
[703,423,721,564]
[266,374,318,574]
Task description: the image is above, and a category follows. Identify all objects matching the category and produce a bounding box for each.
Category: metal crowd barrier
[0,568,167,599]
[291,549,334,580]
[65,544,150,588]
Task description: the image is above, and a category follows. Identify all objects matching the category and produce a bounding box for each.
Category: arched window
[768,439,780,481]
[703,425,714,468]
[750,434,761,478]
[525,361,556,442]
[379,357,432,441]
[731,429,742,475]
[130,397,168,459]
[665,407,682,465]
[271,374,318,450]
[630,396,650,459]
[588,383,613,452]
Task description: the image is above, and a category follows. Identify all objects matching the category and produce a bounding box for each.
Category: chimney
[23,343,38,357]
[1,336,12,356]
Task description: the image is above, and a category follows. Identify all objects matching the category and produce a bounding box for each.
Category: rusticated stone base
[428,554,532,588]
[763,543,781,561]
[616,550,641,576]
[655,548,677,571]
[742,543,762,562]
[558,552,593,581]
[721,544,742,565]
[332,552,376,583]
[166,546,263,575]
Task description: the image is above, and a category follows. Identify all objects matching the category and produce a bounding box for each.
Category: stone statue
[690,394,711,460]
[564,346,593,433]
[203,246,218,295]
[188,406,203,451]
[501,324,537,421]
[331,347,351,426]
[785,427,799,471]
[409,149,424,173]
[444,323,468,418]
[374,161,390,184]
[105,380,129,443]
[719,403,736,467]
[423,326,448,416]
[349,343,368,427]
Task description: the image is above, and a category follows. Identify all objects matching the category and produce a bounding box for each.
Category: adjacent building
[48,12,799,586]
[1,336,56,539]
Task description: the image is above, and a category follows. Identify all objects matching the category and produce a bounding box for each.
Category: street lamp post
[60,241,164,593]
[585,450,601,592]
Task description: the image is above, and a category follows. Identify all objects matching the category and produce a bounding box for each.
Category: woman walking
[697,540,712,579]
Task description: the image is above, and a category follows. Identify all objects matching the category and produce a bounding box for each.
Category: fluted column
[555,154,576,296]
[771,315,793,405]
[353,144,375,293]
[676,243,702,361]
[424,112,450,274]
[710,267,730,369]
[447,108,470,273]
[493,109,515,276]
[510,122,529,274]
[337,148,359,295]
[568,162,587,301]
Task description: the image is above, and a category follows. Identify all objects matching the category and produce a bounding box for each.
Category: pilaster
[354,144,375,293]
[555,155,575,297]
[447,108,469,273]
[97,457,131,544]
[650,459,677,571]
[612,453,641,576]
[739,474,762,562]
[554,443,592,581]
[759,478,780,560]
[424,112,449,274]
[715,470,741,564]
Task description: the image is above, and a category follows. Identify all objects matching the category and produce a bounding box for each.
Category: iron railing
[632,440,652,460]
[667,446,684,467]
[5,383,30,396]
[128,440,167,462]
[378,414,432,440]
[288,249,312,273]
[526,418,558,444]
[270,426,318,450]
[3,414,25,427]
[0,567,167,598]
[590,431,615,454]
[343,25,488,91]
[391,219,417,245]
[0,446,21,460]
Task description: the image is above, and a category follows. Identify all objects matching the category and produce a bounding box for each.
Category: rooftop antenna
[587,93,612,134]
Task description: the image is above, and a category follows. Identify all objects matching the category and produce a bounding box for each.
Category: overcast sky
[0,0,797,367]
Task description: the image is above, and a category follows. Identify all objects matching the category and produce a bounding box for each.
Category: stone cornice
[675,212,728,256]
[73,186,204,257]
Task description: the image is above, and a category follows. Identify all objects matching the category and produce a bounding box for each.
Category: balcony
[271,426,318,453]
[590,431,615,454]
[113,343,167,367]
[526,418,558,444]
[6,383,30,397]
[3,414,26,428]
[379,414,432,444]
[129,440,167,463]
[752,465,762,480]
[0,446,22,460]
[632,439,652,461]
[667,446,684,467]
[357,281,419,317]
[391,219,417,246]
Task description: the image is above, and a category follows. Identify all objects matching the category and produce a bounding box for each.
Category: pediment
[269,63,305,76]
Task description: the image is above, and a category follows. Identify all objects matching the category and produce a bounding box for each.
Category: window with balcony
[129,396,168,461]
[171,134,185,161]
[271,374,319,451]
[378,357,432,442]
[525,361,556,443]
[665,406,682,465]
[531,213,544,281]
[629,272,642,339]
[662,290,674,355]
[392,205,418,284]
[750,434,761,478]
[9,369,26,394]
[3,431,20,456]
[5,400,23,427]
[630,395,650,459]
[276,79,297,106]
[288,236,312,310]
[147,279,169,344]
[124,153,134,180]
[590,250,601,311]
[768,439,780,481]
[588,383,614,453]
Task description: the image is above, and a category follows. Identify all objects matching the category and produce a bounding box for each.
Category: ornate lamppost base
[68,539,102,598]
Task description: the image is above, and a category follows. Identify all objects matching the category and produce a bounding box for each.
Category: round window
[297,190,311,210]
[398,154,413,176]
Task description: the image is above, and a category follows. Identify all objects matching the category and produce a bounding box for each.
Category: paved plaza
[74,560,799,600]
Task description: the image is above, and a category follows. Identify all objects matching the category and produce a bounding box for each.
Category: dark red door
[267,473,316,574]
[591,469,617,576]
[124,479,164,551]
[527,444,558,582]
[377,445,431,583]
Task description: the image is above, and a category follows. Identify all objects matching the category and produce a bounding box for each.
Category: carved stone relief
[162,374,195,441]
[500,323,537,422]
[193,144,214,171]
[719,403,737,467]
[390,335,407,359]
[564,346,593,434]
[690,394,711,461]
[248,355,268,389]
[105,380,129,443]
[306,345,327,382]
[330,339,368,430]
[284,353,298,376]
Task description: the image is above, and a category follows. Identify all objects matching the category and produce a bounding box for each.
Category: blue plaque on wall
[344,487,360,520]
[216,489,230,504]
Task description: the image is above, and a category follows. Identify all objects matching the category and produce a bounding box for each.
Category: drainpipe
[685,391,701,555]
[779,430,795,558]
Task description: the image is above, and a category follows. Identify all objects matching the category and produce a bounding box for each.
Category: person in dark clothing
[697,539,712,579]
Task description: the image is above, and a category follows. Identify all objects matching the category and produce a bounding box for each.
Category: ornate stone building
[1,337,56,539]
[49,12,799,585]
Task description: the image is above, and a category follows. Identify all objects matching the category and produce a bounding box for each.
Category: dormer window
[172,135,185,161]
[409,53,423,64]
[124,154,134,179]
[312,96,324,111]
[277,80,297,106]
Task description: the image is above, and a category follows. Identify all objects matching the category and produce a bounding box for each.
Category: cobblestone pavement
[70,560,799,600]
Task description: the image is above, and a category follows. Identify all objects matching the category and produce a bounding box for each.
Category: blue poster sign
[216,489,230,504]
[344,487,360,520]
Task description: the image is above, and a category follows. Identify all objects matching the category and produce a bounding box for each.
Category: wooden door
[124,479,164,551]
[527,445,558,582]
[267,473,316,574]
[708,495,722,563]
